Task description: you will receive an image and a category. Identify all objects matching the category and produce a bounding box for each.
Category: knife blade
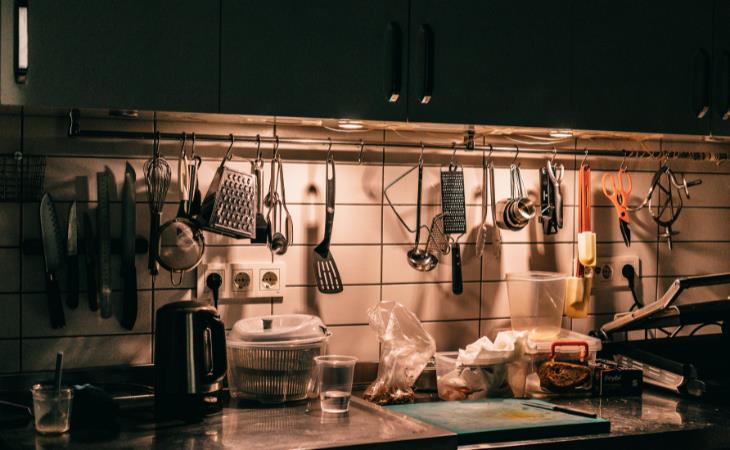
[120,162,137,330]
[97,171,112,319]
[83,211,98,311]
[40,193,66,328]
[66,201,79,309]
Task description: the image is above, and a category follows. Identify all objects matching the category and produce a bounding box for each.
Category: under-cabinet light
[337,120,364,130]
[549,129,573,138]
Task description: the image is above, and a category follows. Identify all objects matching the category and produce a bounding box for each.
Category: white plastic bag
[363,302,436,405]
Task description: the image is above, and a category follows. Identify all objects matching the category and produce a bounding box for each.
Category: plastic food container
[226,314,330,403]
[507,329,601,398]
[506,272,567,341]
[434,351,515,401]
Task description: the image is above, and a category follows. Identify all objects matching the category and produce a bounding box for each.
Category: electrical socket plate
[229,262,286,299]
[592,255,641,289]
[196,263,227,303]
[196,262,286,303]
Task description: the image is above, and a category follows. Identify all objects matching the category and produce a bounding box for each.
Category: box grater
[440,166,466,234]
[201,165,257,239]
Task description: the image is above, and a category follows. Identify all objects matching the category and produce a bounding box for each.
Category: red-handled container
[507,329,601,398]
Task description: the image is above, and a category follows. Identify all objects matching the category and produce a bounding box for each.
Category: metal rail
[67,110,730,161]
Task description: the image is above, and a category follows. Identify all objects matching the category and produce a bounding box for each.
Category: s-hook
[255,134,263,162]
[224,134,235,161]
[512,145,520,165]
[326,137,333,161]
[357,139,365,165]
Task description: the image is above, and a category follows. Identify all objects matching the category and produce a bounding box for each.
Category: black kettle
[154,301,227,418]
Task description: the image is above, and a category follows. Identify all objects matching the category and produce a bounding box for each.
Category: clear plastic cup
[31,384,73,434]
[506,272,567,341]
[313,355,357,414]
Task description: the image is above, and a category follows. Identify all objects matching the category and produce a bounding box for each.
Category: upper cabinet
[572,1,714,135]
[219,0,409,122]
[407,0,572,129]
[712,0,730,136]
[0,0,220,112]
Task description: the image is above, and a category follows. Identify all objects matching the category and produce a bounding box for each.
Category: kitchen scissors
[602,167,632,247]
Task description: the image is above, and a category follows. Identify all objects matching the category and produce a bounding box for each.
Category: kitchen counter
[3,390,730,449]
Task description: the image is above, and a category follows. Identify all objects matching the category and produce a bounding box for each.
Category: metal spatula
[313,155,343,294]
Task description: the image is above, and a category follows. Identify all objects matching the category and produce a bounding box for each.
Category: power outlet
[593,256,641,289]
[230,264,254,293]
[197,263,227,301]
[227,262,286,299]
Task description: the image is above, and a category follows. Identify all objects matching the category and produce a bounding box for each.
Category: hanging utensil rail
[67,110,730,161]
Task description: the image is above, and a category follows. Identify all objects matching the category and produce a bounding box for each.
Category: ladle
[407,159,438,271]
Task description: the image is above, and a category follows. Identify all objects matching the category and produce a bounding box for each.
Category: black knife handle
[452,242,463,295]
[120,265,137,330]
[148,212,160,277]
[66,254,79,309]
[46,272,66,329]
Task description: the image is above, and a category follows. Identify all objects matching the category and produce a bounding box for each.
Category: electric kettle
[154,301,227,418]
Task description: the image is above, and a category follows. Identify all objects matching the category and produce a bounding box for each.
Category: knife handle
[452,242,463,295]
[66,255,79,309]
[148,212,160,277]
[120,265,137,330]
[46,272,66,329]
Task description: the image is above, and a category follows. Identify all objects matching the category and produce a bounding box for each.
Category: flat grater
[440,166,466,234]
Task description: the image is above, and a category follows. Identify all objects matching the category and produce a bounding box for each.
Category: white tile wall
[1,113,729,372]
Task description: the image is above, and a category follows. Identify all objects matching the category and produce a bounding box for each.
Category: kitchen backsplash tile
[1,113,728,373]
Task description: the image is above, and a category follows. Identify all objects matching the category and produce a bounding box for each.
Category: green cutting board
[386,399,610,445]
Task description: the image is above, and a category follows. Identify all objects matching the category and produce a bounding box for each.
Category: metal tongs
[265,151,293,255]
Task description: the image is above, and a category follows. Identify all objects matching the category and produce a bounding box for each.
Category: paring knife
[97,171,112,319]
[66,202,79,309]
[83,211,98,311]
[39,193,66,328]
[120,163,137,330]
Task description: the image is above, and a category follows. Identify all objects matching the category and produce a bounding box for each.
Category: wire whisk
[144,134,171,283]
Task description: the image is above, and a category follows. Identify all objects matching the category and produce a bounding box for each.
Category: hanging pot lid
[229,314,328,344]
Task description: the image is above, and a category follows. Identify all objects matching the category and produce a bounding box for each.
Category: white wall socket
[592,255,641,289]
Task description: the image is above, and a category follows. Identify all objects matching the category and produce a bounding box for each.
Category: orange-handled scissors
[602,168,632,223]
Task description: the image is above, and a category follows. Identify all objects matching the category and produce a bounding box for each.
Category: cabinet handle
[384,22,402,103]
[691,49,710,119]
[15,0,28,84]
[419,24,434,105]
[722,53,730,121]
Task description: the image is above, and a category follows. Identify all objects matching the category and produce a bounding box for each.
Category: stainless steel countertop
[4,389,730,449]
[0,395,455,450]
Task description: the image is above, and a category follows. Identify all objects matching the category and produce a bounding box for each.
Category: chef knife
[39,193,66,328]
[97,171,112,319]
[65,202,79,309]
[83,211,99,311]
[120,162,137,330]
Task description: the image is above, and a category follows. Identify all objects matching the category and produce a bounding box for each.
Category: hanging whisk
[144,133,171,284]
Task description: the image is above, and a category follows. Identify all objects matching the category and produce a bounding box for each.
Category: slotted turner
[313,155,343,294]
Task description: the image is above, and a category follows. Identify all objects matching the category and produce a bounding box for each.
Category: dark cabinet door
[407,0,572,128]
[0,1,219,112]
[712,0,730,136]
[220,0,409,121]
[573,1,713,135]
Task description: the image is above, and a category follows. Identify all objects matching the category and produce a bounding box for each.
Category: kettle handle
[202,313,227,383]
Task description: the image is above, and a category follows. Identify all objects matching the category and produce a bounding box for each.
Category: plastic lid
[523,329,602,355]
[229,314,328,344]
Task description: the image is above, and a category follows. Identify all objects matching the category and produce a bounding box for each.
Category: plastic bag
[363,301,436,405]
